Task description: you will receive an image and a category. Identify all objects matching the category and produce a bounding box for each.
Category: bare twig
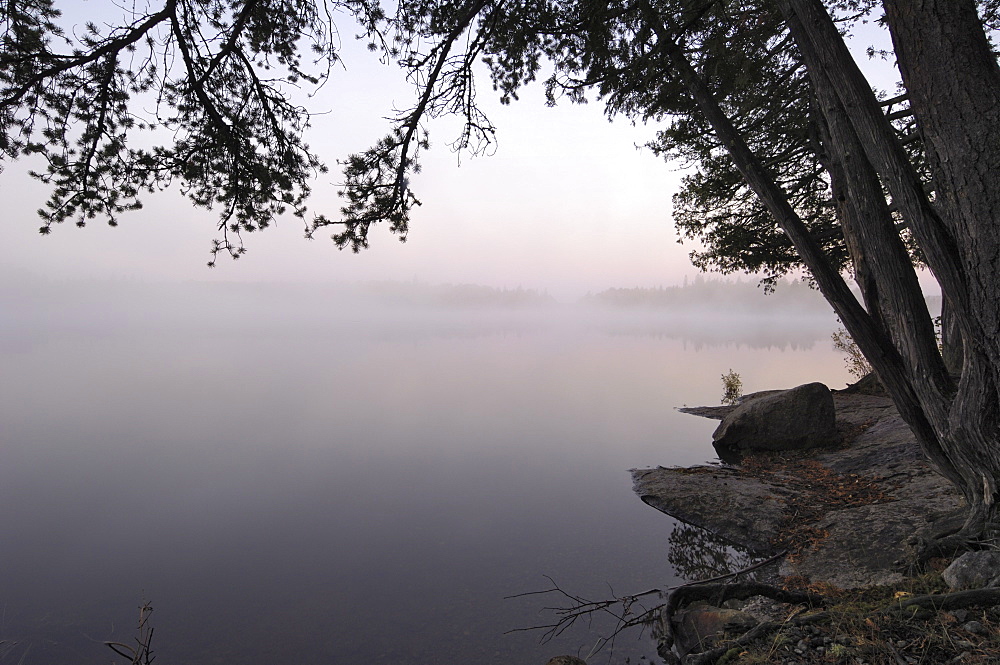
[505,549,791,661]
[106,601,154,665]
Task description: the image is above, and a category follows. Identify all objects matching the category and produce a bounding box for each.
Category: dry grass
[718,573,1000,665]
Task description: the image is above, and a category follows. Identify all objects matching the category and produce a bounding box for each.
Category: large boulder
[712,382,838,452]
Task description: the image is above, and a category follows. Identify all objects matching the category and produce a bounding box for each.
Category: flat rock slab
[633,466,790,554]
[634,391,965,589]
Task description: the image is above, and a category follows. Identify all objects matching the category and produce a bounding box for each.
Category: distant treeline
[356,281,556,308]
[582,276,832,313]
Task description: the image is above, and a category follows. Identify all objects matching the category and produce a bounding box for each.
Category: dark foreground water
[0,281,846,664]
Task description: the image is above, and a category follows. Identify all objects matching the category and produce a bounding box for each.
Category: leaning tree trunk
[777,0,1000,544]
[641,0,1000,544]
[879,0,1000,538]
[636,4,954,498]
[882,0,1000,371]
[802,63,969,493]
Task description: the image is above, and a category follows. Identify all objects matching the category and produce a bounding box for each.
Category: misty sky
[0,6,899,300]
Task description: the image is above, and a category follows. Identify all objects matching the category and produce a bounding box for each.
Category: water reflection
[666,522,763,582]
[0,279,849,664]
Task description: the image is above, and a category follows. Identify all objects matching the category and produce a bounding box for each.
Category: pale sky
[0,5,899,301]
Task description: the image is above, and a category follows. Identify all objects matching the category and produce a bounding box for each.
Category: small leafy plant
[832,328,873,380]
[721,369,743,406]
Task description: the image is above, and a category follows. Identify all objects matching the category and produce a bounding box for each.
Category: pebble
[961,620,985,635]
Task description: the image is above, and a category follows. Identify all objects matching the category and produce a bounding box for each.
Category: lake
[0,280,849,664]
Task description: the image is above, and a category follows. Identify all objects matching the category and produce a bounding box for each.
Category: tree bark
[882,0,1000,374]
[779,0,971,333]
[780,0,1000,538]
[636,0,1000,542]
[880,0,1000,537]
[635,0,1000,541]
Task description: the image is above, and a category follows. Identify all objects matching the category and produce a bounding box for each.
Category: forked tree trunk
[776,0,999,539]
[880,0,1000,537]
[787,0,1000,542]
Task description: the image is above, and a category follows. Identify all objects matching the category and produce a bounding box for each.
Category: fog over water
[0,278,851,664]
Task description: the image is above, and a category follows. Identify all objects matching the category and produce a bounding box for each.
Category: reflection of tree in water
[667,521,763,581]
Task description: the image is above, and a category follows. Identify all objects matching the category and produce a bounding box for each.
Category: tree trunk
[882,0,1000,374]
[636,4,952,492]
[941,296,964,378]
[782,0,1000,542]
[880,0,1000,538]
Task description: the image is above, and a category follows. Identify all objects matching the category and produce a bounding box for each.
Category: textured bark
[881,1,1000,532]
[805,65,964,489]
[640,3,952,490]
[883,0,1000,373]
[941,297,964,377]
[780,0,1000,538]
[638,4,885,381]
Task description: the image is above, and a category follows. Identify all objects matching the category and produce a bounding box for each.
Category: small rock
[952,609,969,622]
[942,551,1000,590]
[961,620,985,635]
[545,657,587,665]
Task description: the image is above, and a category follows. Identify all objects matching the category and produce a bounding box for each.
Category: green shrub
[721,369,743,406]
[831,328,873,380]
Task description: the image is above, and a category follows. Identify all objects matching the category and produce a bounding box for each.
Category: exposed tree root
[909,510,1000,565]
[886,587,1000,616]
[654,581,824,665]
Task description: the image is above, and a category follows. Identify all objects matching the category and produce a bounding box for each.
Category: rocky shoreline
[632,387,965,589]
[540,386,1000,665]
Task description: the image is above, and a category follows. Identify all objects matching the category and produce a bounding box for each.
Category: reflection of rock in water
[711,441,743,465]
[667,522,764,582]
[545,657,588,665]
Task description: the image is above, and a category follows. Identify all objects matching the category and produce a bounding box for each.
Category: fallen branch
[105,601,154,665]
[505,549,790,661]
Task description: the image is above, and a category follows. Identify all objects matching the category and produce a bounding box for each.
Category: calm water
[0,281,848,664]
